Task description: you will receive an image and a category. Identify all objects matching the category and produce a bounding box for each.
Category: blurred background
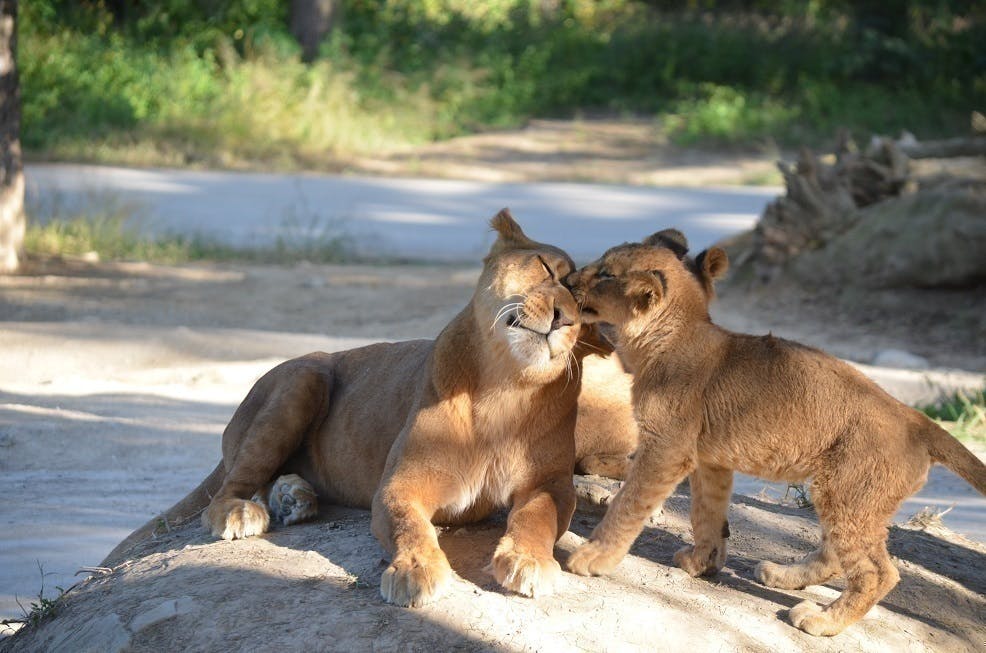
[21,0,986,169]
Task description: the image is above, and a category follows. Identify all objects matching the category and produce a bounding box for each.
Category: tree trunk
[0,0,22,273]
[290,0,340,63]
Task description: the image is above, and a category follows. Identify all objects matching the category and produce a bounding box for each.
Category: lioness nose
[551,308,575,331]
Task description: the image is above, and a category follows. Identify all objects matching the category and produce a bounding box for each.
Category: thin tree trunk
[290,0,340,63]
[0,0,23,273]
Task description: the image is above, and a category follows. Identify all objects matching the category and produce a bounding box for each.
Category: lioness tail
[925,421,986,495]
[100,461,226,567]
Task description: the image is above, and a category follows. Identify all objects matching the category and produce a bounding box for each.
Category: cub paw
[789,600,844,637]
[380,550,452,608]
[565,540,624,577]
[488,538,561,598]
[206,499,270,540]
[265,474,318,526]
[673,544,725,577]
[754,560,802,590]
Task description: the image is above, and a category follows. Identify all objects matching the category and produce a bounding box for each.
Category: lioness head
[474,209,580,383]
[567,229,729,333]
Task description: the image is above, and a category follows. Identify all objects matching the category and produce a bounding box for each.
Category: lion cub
[564,230,986,636]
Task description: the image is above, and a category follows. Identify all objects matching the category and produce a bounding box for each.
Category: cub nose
[551,308,575,331]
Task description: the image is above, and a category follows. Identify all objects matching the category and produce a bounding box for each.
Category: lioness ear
[695,247,729,294]
[625,271,664,314]
[489,208,537,250]
[643,228,689,259]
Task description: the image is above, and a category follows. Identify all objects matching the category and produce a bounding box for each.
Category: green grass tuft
[921,389,986,447]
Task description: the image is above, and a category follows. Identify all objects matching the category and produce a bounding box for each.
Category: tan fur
[101,210,639,607]
[564,235,986,636]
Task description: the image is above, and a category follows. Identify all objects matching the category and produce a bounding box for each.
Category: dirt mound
[4,481,984,653]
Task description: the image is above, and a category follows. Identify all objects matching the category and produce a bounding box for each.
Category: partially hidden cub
[564,230,986,637]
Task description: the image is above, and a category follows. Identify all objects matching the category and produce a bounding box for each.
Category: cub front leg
[568,427,697,576]
[489,477,576,598]
[371,483,453,608]
[673,463,732,577]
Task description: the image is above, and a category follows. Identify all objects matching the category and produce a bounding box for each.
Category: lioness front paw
[380,550,452,608]
[673,544,725,577]
[207,499,270,540]
[265,474,318,526]
[566,540,624,576]
[789,600,844,637]
[488,538,561,598]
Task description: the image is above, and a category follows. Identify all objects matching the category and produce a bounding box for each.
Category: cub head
[566,229,728,332]
[475,209,581,383]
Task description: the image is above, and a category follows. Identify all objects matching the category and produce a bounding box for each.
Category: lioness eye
[537,255,554,279]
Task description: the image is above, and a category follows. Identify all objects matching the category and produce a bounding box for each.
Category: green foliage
[921,389,986,446]
[19,1,986,165]
[13,562,64,630]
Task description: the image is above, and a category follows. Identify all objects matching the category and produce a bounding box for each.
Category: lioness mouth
[506,312,552,337]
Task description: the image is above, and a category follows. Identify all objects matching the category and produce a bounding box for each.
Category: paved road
[25,164,779,261]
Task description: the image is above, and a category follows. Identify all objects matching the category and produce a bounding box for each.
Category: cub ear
[695,247,729,294]
[625,271,664,314]
[643,228,688,259]
[488,208,537,253]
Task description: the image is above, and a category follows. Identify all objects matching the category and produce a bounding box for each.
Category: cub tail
[924,421,986,495]
[100,461,226,567]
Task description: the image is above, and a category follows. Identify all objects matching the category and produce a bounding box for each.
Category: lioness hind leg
[674,464,732,577]
[755,533,840,590]
[254,474,319,526]
[205,364,331,540]
[204,498,271,540]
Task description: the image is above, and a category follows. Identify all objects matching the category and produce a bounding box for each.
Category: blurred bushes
[20,1,986,165]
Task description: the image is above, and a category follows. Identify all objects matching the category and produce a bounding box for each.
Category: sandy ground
[1,257,984,640]
[3,484,984,651]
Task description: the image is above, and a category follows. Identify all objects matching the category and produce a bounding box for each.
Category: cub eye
[596,269,614,280]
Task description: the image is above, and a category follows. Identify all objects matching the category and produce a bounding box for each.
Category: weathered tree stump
[746,131,986,287]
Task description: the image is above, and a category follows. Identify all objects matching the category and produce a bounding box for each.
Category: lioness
[103,210,638,607]
[564,231,986,636]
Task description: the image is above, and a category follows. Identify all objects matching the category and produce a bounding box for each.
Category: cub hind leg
[789,534,899,636]
[674,463,732,576]
[755,531,841,590]
[205,364,331,540]
[783,471,906,636]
